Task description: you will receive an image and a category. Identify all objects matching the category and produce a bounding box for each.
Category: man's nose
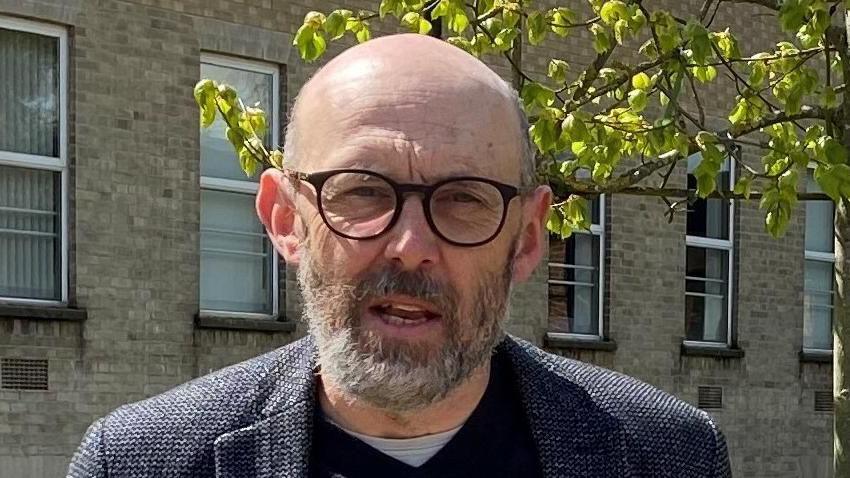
[383,195,440,270]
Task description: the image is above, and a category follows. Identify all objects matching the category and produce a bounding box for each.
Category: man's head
[257,34,551,412]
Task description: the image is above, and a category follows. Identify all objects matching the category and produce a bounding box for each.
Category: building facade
[0,0,833,476]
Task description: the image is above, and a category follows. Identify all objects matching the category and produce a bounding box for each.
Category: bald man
[68,34,731,478]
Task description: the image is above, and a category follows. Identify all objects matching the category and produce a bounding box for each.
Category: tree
[195,0,850,472]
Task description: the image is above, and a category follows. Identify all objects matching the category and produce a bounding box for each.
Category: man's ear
[511,186,552,283]
[256,169,302,265]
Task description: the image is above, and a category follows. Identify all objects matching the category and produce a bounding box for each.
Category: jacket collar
[213,335,318,477]
[213,335,628,477]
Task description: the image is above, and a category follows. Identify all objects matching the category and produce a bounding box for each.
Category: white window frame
[684,155,735,348]
[547,194,606,340]
[803,166,835,354]
[0,16,68,306]
[199,53,280,319]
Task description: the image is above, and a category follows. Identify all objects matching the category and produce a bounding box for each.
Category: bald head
[285,33,535,187]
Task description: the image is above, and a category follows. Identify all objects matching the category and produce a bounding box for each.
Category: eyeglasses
[285,168,527,247]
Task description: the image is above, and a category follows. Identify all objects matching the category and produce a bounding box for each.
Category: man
[68,34,731,477]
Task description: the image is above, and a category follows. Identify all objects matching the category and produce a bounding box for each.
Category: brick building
[0,0,834,476]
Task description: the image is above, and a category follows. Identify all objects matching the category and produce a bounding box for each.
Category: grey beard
[297,249,514,413]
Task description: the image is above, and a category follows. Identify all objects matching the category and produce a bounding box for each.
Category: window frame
[0,16,69,306]
[198,53,280,319]
[547,194,606,340]
[803,167,835,354]
[684,155,735,348]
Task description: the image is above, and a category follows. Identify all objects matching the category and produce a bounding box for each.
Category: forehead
[297,74,523,184]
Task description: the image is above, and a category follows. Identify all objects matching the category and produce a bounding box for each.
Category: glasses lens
[431,180,505,244]
[320,172,397,238]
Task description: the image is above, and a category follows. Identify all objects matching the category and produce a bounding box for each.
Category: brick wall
[0,1,833,476]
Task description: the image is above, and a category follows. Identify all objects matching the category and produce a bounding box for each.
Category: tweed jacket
[67,335,731,477]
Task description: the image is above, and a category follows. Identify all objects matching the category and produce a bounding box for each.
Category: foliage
[196,0,850,240]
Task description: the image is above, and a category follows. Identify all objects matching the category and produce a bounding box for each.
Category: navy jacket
[67,335,732,477]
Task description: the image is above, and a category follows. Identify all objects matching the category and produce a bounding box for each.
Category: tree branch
[729,105,836,137]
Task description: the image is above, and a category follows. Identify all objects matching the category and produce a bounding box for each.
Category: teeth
[392,304,426,312]
[383,314,428,326]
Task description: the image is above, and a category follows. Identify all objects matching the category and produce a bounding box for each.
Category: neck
[317,360,491,439]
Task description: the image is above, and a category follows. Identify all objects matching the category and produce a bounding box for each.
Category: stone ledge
[544,333,618,351]
[0,303,87,321]
[799,349,832,364]
[195,313,296,333]
[681,343,745,359]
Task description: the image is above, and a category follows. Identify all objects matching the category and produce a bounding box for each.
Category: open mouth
[367,297,442,327]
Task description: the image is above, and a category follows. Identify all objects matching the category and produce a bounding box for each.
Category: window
[199,54,280,316]
[0,17,68,304]
[548,196,604,337]
[685,153,734,345]
[804,171,834,351]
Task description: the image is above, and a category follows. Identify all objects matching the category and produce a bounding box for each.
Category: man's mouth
[367,298,442,327]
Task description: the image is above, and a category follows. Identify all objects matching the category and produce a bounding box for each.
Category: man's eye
[449,192,485,203]
[344,187,390,198]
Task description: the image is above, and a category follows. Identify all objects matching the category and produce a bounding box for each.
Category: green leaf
[590,24,612,54]
[269,150,285,169]
[778,0,808,33]
[823,137,849,165]
[447,5,469,33]
[502,8,520,28]
[520,82,556,110]
[693,153,721,198]
[494,28,518,51]
[733,175,753,199]
[530,117,558,153]
[549,7,577,37]
[379,0,402,18]
[194,79,217,128]
[324,10,352,39]
[684,20,712,65]
[547,59,569,84]
[241,107,267,137]
[627,89,647,112]
[599,0,628,24]
[711,29,740,59]
[631,72,651,91]
[561,113,588,143]
[401,12,422,31]
[431,0,450,17]
[303,11,326,29]
[239,147,259,177]
[527,11,547,46]
[563,195,592,232]
[293,24,327,62]
[728,97,749,125]
[691,65,717,83]
[546,207,564,236]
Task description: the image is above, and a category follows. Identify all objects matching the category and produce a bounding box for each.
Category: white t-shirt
[329,421,463,467]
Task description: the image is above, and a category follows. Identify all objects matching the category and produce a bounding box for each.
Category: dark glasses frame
[284,168,529,247]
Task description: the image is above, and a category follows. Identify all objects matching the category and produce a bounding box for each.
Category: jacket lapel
[213,336,318,478]
[500,337,633,478]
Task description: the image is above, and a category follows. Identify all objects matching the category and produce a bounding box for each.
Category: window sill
[544,333,617,351]
[800,349,832,364]
[195,313,296,332]
[0,303,87,321]
[681,342,744,359]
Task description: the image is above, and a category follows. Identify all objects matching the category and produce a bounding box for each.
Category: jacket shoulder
[68,336,315,477]
[504,337,730,477]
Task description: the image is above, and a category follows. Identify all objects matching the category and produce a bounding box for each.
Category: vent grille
[698,386,723,410]
[1,358,48,391]
[815,390,833,413]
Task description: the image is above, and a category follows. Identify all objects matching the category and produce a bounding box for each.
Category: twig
[685,69,707,127]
